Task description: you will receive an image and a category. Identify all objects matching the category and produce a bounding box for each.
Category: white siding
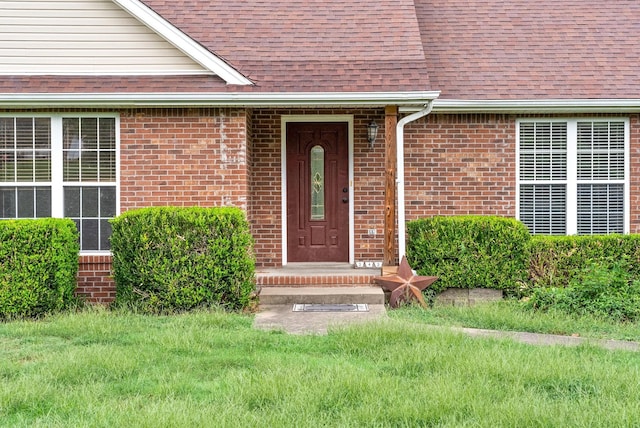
[0,0,208,75]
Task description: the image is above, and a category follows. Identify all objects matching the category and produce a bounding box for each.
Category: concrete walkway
[450,326,640,352]
[253,305,640,352]
[254,304,387,335]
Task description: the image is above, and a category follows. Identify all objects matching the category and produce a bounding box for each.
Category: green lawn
[1,308,640,427]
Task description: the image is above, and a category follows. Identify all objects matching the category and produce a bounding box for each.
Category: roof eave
[0,91,441,109]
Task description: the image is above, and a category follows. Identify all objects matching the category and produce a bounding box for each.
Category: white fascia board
[0,91,441,108]
[425,99,640,113]
[111,0,252,85]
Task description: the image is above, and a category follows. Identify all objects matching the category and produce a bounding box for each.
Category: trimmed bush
[110,206,255,313]
[407,215,531,294]
[0,219,79,319]
[527,234,640,289]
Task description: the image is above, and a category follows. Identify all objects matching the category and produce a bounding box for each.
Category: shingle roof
[0,75,228,93]
[0,1,432,97]
[4,0,640,102]
[415,0,640,100]
[141,0,431,93]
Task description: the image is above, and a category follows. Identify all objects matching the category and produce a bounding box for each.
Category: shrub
[524,260,640,322]
[0,219,79,319]
[110,207,255,313]
[407,215,531,294]
[526,234,640,290]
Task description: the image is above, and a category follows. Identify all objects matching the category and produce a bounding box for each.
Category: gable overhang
[0,91,441,109]
[425,99,640,114]
[111,0,252,85]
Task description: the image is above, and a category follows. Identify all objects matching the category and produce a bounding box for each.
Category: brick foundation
[76,255,114,303]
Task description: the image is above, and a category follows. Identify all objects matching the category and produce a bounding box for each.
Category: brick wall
[249,110,524,266]
[81,107,250,302]
[403,112,640,228]
[354,110,387,262]
[120,108,249,211]
[249,109,282,266]
[249,111,640,267]
[76,255,114,303]
[249,108,388,267]
[404,113,517,220]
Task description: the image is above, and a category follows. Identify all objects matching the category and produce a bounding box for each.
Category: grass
[2,307,640,427]
[389,300,640,342]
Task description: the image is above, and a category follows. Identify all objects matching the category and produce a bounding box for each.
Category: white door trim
[281,115,354,265]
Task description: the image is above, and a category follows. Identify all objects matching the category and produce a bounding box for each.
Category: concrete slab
[254,304,387,334]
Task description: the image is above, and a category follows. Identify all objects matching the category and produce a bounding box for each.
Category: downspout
[396,101,434,260]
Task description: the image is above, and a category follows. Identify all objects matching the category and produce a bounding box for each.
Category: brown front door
[286,122,349,262]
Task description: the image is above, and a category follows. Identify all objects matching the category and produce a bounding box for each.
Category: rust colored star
[374,256,438,308]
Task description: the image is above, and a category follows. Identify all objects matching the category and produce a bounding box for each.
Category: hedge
[524,260,640,322]
[0,218,79,319]
[110,206,255,313]
[527,234,640,289]
[407,215,531,294]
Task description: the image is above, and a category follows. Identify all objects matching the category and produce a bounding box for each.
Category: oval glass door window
[310,145,325,220]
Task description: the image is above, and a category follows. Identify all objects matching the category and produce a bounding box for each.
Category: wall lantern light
[367,120,379,149]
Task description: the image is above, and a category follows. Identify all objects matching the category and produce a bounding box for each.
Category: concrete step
[256,272,377,287]
[258,286,384,305]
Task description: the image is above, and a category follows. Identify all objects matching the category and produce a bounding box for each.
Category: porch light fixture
[366,120,379,149]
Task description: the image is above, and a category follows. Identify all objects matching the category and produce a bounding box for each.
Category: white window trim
[1,113,120,254]
[516,118,630,234]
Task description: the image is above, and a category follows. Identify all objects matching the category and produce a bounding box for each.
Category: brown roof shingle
[415,0,640,100]
[141,0,432,93]
[3,1,432,96]
[0,75,228,94]
[5,0,639,101]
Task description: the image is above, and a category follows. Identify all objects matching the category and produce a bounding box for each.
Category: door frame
[281,115,354,265]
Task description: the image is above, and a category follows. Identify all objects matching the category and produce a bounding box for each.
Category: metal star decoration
[374,256,438,308]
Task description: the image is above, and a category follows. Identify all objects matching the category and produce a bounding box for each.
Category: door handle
[342,197,348,203]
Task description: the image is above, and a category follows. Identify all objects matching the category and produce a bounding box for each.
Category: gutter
[401,99,640,114]
[0,91,441,109]
[396,100,434,260]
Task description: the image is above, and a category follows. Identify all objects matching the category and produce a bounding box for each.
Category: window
[517,119,628,235]
[310,145,325,220]
[0,115,118,252]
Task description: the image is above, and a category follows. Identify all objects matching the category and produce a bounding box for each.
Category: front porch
[256,263,384,305]
[255,263,386,334]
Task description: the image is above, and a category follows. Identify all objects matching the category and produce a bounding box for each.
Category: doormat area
[292,304,370,312]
